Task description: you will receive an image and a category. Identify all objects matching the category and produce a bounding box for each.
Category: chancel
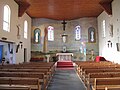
[1,0,120,90]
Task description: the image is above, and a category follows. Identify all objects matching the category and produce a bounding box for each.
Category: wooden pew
[0,66,53,74]
[92,78,120,90]
[76,61,117,77]
[0,66,54,78]
[0,62,55,89]
[0,77,40,90]
[0,62,55,69]
[105,86,120,90]
[0,85,31,90]
[0,68,50,81]
[0,68,51,85]
[83,69,120,83]
[74,61,120,90]
[0,72,47,89]
[86,72,120,90]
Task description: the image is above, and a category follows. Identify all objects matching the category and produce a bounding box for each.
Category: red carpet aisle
[56,61,74,69]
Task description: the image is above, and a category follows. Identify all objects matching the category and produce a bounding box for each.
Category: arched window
[102,20,106,37]
[24,20,28,39]
[48,26,54,41]
[75,25,81,40]
[88,27,96,43]
[3,5,11,32]
[34,28,41,43]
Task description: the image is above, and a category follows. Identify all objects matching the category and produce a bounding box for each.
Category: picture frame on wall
[88,27,96,43]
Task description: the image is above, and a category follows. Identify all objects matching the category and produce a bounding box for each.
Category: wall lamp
[19,41,23,49]
[107,40,112,48]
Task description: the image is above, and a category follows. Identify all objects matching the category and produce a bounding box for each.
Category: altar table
[56,53,73,61]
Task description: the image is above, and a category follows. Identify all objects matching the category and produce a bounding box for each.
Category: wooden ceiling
[15,0,113,20]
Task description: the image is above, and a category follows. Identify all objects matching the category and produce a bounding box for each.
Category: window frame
[24,20,28,39]
[3,5,11,32]
[34,28,41,43]
[88,27,96,43]
[75,25,81,41]
[102,20,106,38]
[47,26,54,41]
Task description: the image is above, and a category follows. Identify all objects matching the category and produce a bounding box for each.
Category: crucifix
[61,20,68,43]
[61,20,67,31]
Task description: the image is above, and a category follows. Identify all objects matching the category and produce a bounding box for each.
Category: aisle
[47,69,86,90]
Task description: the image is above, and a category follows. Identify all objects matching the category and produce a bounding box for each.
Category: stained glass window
[48,26,54,41]
[34,28,41,43]
[75,25,81,40]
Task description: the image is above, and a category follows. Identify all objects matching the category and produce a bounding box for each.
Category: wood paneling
[15,0,113,20]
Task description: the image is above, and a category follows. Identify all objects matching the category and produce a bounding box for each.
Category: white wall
[98,0,120,64]
[0,0,31,63]
[16,13,31,63]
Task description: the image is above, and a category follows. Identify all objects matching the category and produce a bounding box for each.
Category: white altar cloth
[56,53,73,61]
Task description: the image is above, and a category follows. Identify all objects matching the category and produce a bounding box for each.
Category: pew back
[0,77,40,90]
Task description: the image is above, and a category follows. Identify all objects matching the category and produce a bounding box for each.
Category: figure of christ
[91,31,94,42]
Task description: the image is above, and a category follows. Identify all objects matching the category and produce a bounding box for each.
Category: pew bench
[83,69,120,83]
[92,78,120,90]
[105,86,120,90]
[0,77,41,90]
[86,72,120,90]
[0,85,31,90]
[0,66,54,79]
[0,72,47,90]
[0,69,50,82]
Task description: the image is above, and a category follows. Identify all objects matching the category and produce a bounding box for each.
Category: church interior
[0,0,120,90]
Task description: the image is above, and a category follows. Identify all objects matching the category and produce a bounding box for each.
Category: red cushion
[95,56,106,62]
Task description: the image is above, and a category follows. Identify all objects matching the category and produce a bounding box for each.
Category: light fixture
[107,40,112,48]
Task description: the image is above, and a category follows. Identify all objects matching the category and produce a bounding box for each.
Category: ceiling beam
[14,0,30,17]
[99,0,113,15]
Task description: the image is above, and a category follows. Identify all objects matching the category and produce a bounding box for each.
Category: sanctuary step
[57,61,74,68]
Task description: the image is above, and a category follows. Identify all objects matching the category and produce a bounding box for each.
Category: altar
[56,53,73,61]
